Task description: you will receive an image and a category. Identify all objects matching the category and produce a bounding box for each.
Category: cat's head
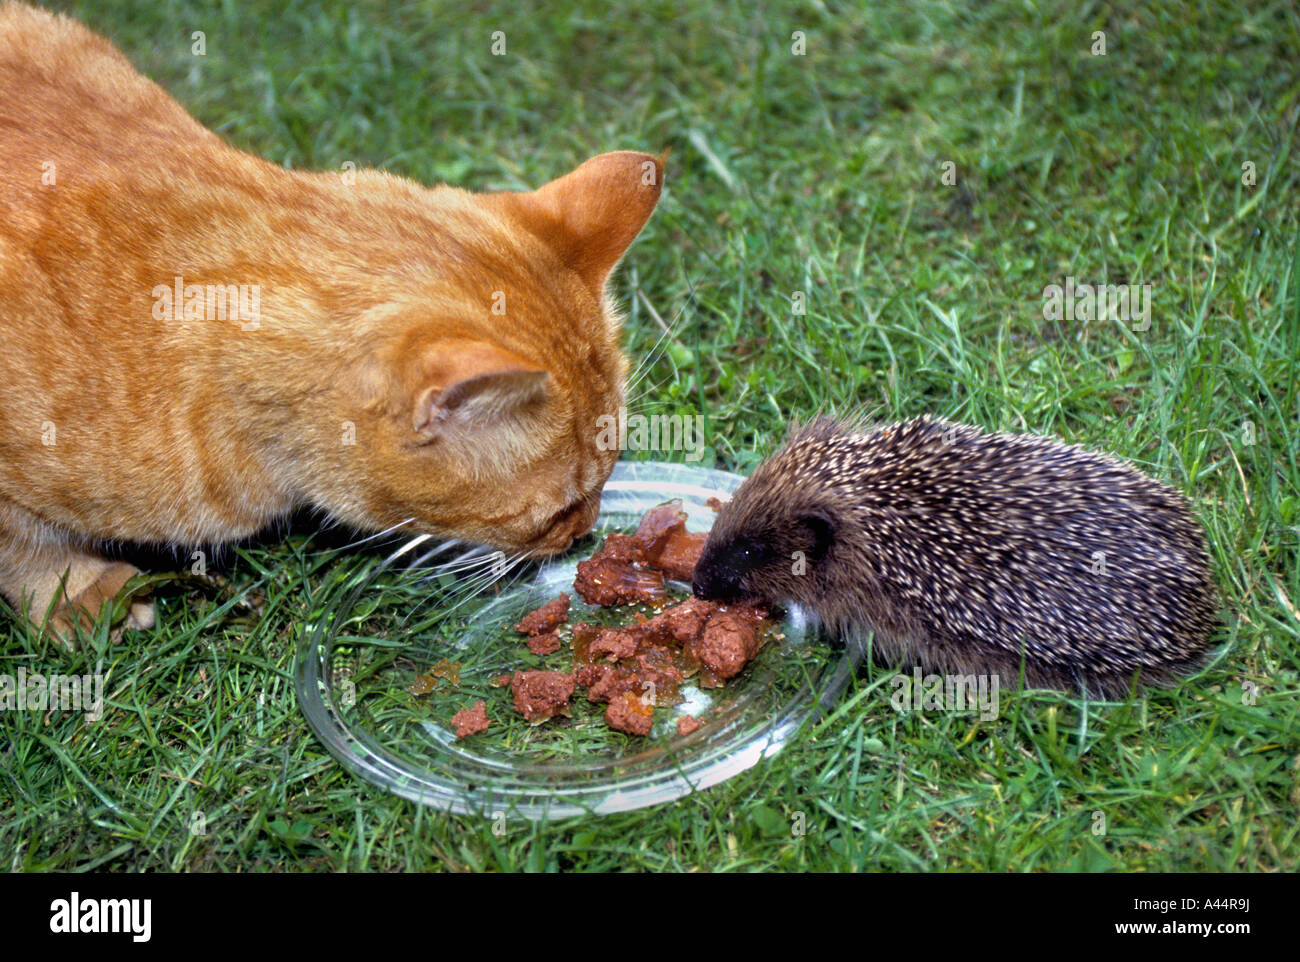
[317,151,663,557]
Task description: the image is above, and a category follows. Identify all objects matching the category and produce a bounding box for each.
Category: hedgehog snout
[692,541,757,602]
[692,554,747,602]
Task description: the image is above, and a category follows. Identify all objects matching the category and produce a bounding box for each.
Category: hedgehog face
[693,508,835,607]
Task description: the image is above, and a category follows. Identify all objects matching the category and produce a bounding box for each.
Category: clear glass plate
[294,461,860,818]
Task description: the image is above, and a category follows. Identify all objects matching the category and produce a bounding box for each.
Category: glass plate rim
[294,460,861,818]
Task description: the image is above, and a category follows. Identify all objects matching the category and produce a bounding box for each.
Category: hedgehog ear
[799,512,835,562]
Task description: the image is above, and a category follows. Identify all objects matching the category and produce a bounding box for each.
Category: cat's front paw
[48,561,154,642]
[123,597,156,631]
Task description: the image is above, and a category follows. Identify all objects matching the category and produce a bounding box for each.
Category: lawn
[1,0,1297,871]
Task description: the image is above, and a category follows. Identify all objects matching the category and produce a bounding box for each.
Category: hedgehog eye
[731,537,770,568]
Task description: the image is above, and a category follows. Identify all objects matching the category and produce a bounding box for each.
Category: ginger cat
[0,3,663,637]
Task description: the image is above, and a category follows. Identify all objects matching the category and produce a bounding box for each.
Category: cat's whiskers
[624,318,677,397]
[624,285,696,404]
[407,542,488,574]
[624,324,674,395]
[624,373,676,410]
[334,518,418,553]
[395,547,532,630]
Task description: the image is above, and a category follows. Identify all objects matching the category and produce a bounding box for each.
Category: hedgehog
[692,416,1220,698]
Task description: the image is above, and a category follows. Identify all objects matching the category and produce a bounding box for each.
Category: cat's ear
[410,340,549,438]
[502,151,664,290]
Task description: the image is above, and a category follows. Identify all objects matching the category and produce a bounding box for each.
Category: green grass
[2,0,1298,871]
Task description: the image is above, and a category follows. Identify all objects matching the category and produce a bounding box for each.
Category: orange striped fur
[0,3,662,636]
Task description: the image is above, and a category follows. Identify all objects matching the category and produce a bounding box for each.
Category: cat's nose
[567,499,598,539]
[554,500,597,548]
[529,499,598,555]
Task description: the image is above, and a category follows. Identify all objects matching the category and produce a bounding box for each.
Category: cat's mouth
[524,498,599,556]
